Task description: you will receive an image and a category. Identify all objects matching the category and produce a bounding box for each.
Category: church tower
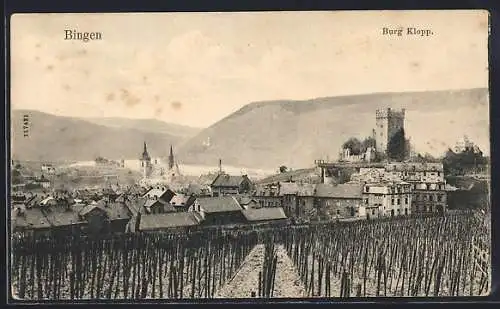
[168,145,175,170]
[140,142,152,178]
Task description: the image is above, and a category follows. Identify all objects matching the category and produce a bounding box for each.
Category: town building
[189,196,246,226]
[210,174,254,196]
[140,142,153,179]
[253,182,317,221]
[169,193,197,212]
[138,212,203,233]
[375,108,405,154]
[241,207,289,225]
[362,181,412,219]
[235,195,261,210]
[314,183,364,220]
[384,162,447,214]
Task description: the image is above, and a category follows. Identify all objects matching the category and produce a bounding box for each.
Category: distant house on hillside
[189,196,246,225]
[210,174,254,196]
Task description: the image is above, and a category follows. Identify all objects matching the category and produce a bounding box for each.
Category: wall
[316,198,361,220]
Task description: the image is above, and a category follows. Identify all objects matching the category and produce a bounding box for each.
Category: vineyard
[10,211,490,300]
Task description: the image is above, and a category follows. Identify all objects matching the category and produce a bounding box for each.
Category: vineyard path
[214,244,306,298]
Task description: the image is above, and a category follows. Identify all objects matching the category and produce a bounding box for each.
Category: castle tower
[140,142,152,178]
[168,145,175,170]
[375,108,405,154]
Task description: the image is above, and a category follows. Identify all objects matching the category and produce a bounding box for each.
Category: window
[397,199,400,205]
[437,172,441,177]
[337,209,340,215]
[437,195,443,202]
[372,209,376,215]
[365,187,370,193]
[391,199,395,205]
[429,195,433,202]
[364,199,368,205]
[405,198,408,204]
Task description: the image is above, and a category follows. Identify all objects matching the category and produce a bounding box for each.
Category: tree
[387,128,406,161]
[342,138,363,155]
[361,137,376,152]
[279,165,288,173]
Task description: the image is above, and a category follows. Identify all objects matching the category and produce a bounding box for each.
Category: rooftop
[242,207,288,222]
[211,174,250,187]
[315,183,363,199]
[139,212,201,231]
[196,196,243,213]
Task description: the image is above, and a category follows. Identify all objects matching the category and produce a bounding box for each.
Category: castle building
[375,108,405,154]
[140,142,153,179]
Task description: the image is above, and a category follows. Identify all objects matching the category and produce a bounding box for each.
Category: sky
[11,11,489,128]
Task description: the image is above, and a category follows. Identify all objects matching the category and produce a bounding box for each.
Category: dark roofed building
[138,212,202,232]
[42,204,87,236]
[12,206,52,237]
[210,174,253,196]
[190,196,246,226]
[143,198,176,214]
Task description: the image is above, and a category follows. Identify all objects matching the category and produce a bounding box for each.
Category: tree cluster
[342,137,376,156]
[387,128,408,161]
[443,147,488,176]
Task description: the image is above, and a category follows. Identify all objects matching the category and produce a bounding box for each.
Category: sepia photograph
[9,10,490,300]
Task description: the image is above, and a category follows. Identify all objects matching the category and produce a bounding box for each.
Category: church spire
[141,142,151,161]
[168,145,174,170]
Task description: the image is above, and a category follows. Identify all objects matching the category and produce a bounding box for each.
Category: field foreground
[11,211,490,300]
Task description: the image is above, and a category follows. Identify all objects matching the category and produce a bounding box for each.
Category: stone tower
[140,142,152,178]
[375,108,405,154]
[168,145,175,170]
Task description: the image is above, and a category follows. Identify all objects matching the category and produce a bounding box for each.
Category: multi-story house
[362,181,412,219]
[383,163,447,214]
[210,174,254,196]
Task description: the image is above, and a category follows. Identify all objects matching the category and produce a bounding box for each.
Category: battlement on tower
[376,108,406,119]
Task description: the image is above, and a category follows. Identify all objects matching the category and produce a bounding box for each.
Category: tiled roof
[279,182,300,195]
[297,183,316,196]
[315,183,363,199]
[142,187,174,202]
[125,197,147,216]
[143,199,176,213]
[170,194,189,206]
[196,196,243,213]
[211,174,249,187]
[42,204,86,227]
[242,207,287,222]
[139,212,200,231]
[103,202,131,220]
[236,195,253,205]
[79,204,102,217]
[12,207,51,230]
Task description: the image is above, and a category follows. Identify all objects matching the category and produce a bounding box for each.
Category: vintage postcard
[9,10,490,301]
